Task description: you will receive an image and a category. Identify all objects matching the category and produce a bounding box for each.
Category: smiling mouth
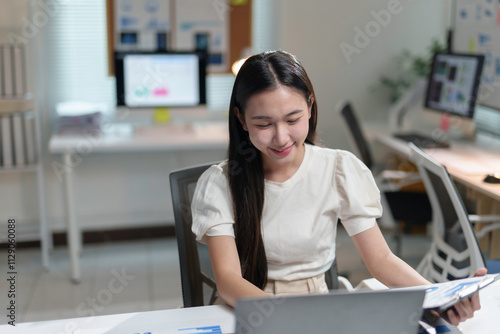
[270,145,293,156]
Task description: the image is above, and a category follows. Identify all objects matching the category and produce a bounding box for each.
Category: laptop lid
[235,289,426,334]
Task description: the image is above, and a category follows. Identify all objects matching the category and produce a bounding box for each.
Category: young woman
[191,50,484,326]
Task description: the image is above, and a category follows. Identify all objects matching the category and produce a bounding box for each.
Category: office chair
[336,101,432,256]
[170,163,219,307]
[170,163,353,306]
[410,143,500,282]
[325,258,353,291]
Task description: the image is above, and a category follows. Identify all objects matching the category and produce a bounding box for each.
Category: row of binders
[0,111,37,168]
[0,44,26,98]
[0,43,34,168]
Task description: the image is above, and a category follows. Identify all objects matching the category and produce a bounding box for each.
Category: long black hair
[226,50,318,289]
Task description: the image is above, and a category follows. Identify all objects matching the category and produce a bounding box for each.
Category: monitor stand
[388,80,427,131]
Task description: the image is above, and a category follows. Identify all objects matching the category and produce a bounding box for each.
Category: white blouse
[191,144,382,281]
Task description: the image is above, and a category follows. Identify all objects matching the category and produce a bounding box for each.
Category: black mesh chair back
[337,101,374,169]
[170,163,219,307]
[410,144,488,282]
[325,258,342,290]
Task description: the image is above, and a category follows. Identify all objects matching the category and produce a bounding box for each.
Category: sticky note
[468,38,475,52]
[154,108,170,123]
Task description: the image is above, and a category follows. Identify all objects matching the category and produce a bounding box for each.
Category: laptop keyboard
[393,132,450,149]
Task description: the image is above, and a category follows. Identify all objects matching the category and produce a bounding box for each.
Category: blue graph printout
[423,274,500,310]
[178,325,223,334]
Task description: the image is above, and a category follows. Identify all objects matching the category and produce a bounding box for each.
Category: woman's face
[237,86,311,175]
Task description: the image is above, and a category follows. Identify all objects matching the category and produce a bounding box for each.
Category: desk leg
[64,152,81,284]
[488,200,500,259]
[471,190,500,260]
[37,162,52,270]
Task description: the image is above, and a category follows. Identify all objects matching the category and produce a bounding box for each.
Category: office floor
[0,227,430,325]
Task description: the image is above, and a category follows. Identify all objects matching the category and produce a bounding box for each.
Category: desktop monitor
[474,104,500,138]
[115,51,207,108]
[422,52,485,139]
[424,52,485,119]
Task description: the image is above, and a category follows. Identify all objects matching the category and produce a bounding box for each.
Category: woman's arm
[351,224,484,326]
[206,235,269,307]
[351,224,430,287]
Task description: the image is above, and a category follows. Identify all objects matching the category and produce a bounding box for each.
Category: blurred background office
[0,0,453,235]
[3,0,491,324]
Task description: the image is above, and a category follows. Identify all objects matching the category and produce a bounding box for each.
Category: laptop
[234,289,426,334]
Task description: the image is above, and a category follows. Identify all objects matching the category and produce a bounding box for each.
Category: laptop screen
[235,289,426,334]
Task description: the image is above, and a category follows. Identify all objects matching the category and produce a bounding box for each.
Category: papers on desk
[423,274,500,312]
[426,146,500,175]
[56,101,105,135]
[178,325,223,333]
[3,305,236,334]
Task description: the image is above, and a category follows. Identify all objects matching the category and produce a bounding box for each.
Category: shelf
[0,164,38,173]
[0,95,34,113]
[1,17,51,270]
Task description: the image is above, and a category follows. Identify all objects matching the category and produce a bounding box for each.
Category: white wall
[0,0,450,234]
[276,0,449,150]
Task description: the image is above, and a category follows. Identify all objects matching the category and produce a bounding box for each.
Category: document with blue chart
[423,274,500,312]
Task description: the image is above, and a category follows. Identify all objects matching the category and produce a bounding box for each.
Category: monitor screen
[115,51,206,107]
[424,52,485,118]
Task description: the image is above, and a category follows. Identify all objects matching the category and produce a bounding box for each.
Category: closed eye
[288,117,301,124]
[256,123,271,128]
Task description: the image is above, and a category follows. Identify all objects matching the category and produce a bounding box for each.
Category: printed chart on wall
[114,0,170,51]
[174,0,229,72]
[453,0,500,108]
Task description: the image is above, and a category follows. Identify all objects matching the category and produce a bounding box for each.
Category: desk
[0,305,235,334]
[371,125,500,258]
[2,281,500,333]
[49,122,229,283]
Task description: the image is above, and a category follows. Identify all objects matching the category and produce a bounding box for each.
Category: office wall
[0,0,450,234]
[276,0,450,150]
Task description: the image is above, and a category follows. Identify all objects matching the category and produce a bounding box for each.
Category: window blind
[46,0,115,113]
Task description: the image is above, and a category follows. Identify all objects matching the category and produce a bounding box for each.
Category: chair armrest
[353,278,388,291]
[469,214,500,223]
[337,276,354,291]
[376,170,422,192]
[380,170,419,181]
[469,215,500,239]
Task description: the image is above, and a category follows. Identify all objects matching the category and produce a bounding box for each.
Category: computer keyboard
[393,132,450,149]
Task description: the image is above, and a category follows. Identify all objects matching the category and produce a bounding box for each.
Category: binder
[24,111,36,165]
[2,45,14,97]
[12,112,25,166]
[13,45,25,98]
[1,114,13,167]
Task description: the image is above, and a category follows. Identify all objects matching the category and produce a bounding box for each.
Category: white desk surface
[49,122,229,154]
[1,305,235,334]
[458,279,500,333]
[3,281,500,334]
[366,122,500,202]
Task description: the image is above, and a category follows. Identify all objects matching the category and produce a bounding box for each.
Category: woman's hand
[441,267,487,326]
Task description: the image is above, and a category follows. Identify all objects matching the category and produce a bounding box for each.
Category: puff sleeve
[335,151,382,236]
[191,162,235,244]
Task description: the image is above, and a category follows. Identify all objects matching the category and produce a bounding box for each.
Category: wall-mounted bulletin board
[453,0,500,108]
[106,0,251,75]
